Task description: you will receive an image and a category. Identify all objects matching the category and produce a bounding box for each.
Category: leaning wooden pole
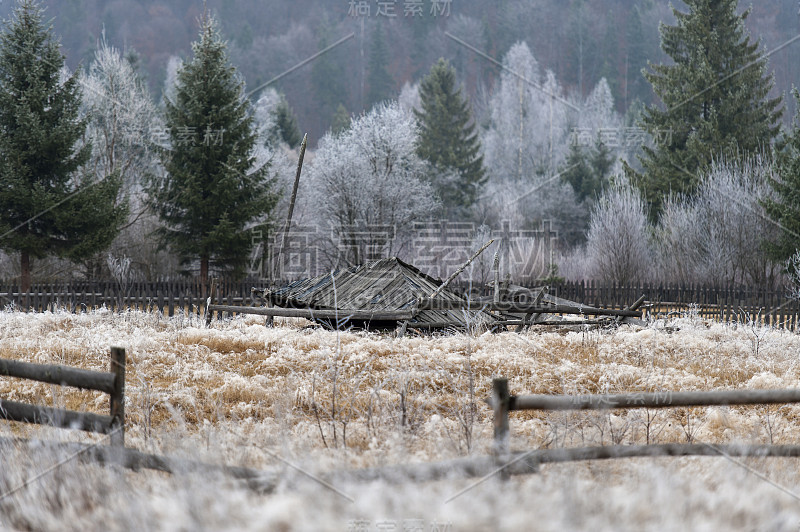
[429,239,495,299]
[273,133,308,280]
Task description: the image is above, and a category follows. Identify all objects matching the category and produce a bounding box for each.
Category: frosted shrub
[586,182,652,284]
[787,250,800,300]
[308,102,439,266]
[655,156,778,286]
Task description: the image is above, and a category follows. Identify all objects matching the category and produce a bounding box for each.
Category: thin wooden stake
[109,347,126,447]
[492,251,500,305]
[429,239,494,300]
[273,133,308,280]
[205,278,218,326]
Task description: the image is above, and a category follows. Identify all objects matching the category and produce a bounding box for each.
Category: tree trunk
[200,257,209,281]
[20,252,31,293]
[200,256,209,299]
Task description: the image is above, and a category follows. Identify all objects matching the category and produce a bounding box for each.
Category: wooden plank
[416,300,642,317]
[207,304,413,321]
[510,388,800,412]
[0,399,114,433]
[0,358,116,394]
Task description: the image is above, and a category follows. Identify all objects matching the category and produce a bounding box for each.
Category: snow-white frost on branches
[309,102,439,265]
[80,37,162,205]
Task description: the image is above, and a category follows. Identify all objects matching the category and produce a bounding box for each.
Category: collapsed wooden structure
[205,257,646,334]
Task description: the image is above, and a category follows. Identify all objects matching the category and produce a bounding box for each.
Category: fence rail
[489,377,800,456]
[0,279,798,329]
[0,347,126,446]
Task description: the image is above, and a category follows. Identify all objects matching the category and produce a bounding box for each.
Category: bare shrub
[585,182,653,284]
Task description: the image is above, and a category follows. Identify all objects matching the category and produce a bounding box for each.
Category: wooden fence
[1,279,798,329]
[0,347,126,446]
[489,377,800,461]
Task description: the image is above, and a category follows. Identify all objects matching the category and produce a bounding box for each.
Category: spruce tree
[330,103,351,135]
[311,20,347,130]
[764,89,800,265]
[366,22,394,109]
[626,0,782,217]
[274,95,302,148]
[415,58,486,211]
[561,138,613,204]
[148,15,277,280]
[0,0,126,290]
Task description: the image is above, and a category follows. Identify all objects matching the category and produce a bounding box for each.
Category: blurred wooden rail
[0,347,126,446]
[489,377,800,456]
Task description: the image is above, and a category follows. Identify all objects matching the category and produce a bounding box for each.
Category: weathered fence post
[492,378,511,456]
[205,278,218,326]
[109,347,126,447]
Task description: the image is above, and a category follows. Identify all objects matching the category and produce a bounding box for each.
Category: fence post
[109,347,126,447]
[492,378,510,456]
[205,278,218,326]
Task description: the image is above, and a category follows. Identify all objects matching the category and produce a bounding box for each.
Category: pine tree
[626,0,782,217]
[561,138,613,204]
[311,19,347,132]
[148,15,278,280]
[274,95,302,148]
[415,58,486,211]
[764,89,800,265]
[366,22,394,110]
[0,0,126,290]
[330,103,351,135]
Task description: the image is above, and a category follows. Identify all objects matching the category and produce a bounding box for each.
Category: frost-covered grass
[2,308,800,530]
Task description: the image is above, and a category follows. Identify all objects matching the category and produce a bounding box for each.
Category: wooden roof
[268,257,496,329]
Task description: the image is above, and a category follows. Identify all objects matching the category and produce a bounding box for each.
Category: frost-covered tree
[656,156,778,286]
[82,36,160,208]
[586,182,652,285]
[80,36,164,277]
[148,15,278,279]
[310,102,438,266]
[482,42,569,182]
[578,77,619,133]
[0,0,126,290]
[626,0,782,217]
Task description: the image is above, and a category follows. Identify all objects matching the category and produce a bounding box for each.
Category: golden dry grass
[3,309,800,530]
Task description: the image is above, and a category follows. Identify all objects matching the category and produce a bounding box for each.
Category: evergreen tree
[624,4,651,107]
[0,0,126,290]
[330,103,351,135]
[626,0,782,217]
[274,95,302,148]
[415,58,486,210]
[148,15,278,280]
[366,22,394,109]
[561,138,613,204]
[764,89,800,266]
[311,19,347,131]
[597,11,620,105]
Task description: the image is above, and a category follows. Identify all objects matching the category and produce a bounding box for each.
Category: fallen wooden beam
[207,304,414,321]
[0,399,114,433]
[415,301,642,317]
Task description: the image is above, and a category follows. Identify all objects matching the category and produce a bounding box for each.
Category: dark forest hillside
[1,0,797,143]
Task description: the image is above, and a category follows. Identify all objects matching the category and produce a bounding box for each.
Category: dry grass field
[2,308,800,530]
